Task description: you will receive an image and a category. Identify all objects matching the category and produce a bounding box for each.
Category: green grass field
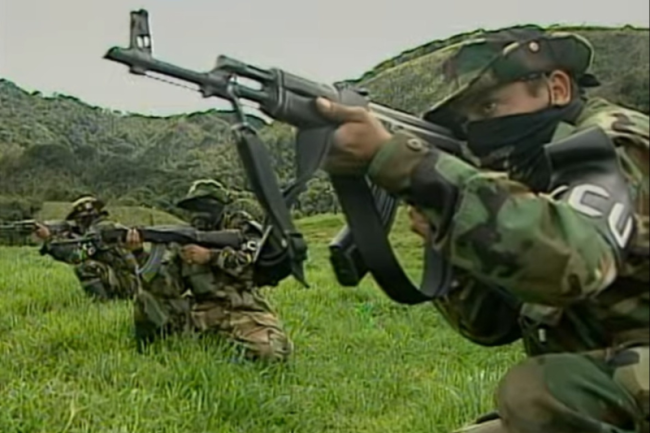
[0,210,523,432]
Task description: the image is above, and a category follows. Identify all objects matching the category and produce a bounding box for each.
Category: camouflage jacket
[367,97,649,355]
[140,210,263,301]
[40,216,141,275]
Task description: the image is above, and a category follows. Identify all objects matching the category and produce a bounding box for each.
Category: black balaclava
[75,210,101,233]
[465,81,584,189]
[186,198,226,231]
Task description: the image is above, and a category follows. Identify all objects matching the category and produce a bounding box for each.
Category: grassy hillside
[0,209,523,432]
[0,25,647,220]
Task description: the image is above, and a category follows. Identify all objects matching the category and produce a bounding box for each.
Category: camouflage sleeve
[40,237,83,264]
[91,219,142,270]
[99,220,151,267]
[92,219,123,233]
[367,110,647,307]
[432,270,523,346]
[221,210,256,232]
[39,230,83,264]
[208,245,254,277]
[209,210,260,277]
[577,102,649,276]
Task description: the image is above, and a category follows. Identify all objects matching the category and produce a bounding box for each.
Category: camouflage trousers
[454,347,649,433]
[73,259,139,301]
[133,265,292,362]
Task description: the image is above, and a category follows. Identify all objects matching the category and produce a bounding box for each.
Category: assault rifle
[0,219,72,237]
[48,224,278,285]
[104,10,464,304]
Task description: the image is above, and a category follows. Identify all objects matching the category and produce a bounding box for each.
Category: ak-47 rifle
[104,10,464,304]
[48,224,276,285]
[0,219,72,237]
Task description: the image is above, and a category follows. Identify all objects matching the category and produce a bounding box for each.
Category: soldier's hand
[124,229,143,251]
[180,245,211,265]
[33,223,51,240]
[408,206,430,240]
[315,97,392,175]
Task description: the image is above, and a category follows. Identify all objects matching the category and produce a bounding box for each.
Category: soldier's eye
[479,101,498,117]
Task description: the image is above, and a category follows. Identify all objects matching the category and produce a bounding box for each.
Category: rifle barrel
[104,48,269,103]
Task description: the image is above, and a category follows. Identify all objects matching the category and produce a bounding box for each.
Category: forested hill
[0,25,648,221]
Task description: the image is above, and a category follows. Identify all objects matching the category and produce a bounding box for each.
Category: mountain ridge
[1,24,647,222]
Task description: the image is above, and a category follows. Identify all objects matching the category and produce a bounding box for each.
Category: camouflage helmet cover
[176,179,232,211]
[66,196,106,220]
[421,25,597,127]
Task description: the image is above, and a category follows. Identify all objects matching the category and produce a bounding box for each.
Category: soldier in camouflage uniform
[315,27,649,433]
[126,179,292,362]
[35,196,141,301]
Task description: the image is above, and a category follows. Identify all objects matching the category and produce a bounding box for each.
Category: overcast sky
[1,0,648,115]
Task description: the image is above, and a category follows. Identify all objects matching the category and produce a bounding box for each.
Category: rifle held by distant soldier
[0,219,72,237]
[48,224,276,285]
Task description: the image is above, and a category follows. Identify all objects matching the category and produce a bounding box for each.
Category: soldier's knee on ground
[244,327,293,362]
[133,291,161,347]
[74,260,120,300]
[80,278,109,300]
[74,260,102,277]
[497,353,642,432]
[133,288,191,345]
[231,313,293,362]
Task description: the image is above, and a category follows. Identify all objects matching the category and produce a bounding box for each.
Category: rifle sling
[296,128,454,304]
[233,125,309,287]
[328,175,454,304]
[232,114,454,304]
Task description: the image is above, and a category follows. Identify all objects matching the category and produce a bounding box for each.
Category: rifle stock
[104,10,461,303]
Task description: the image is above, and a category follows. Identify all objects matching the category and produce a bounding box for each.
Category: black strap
[290,126,455,304]
[329,175,454,304]
[281,128,332,208]
[230,112,455,304]
[232,124,308,287]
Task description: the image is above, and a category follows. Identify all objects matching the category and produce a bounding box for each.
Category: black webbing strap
[292,129,455,304]
[232,124,308,287]
[281,128,332,208]
[232,120,455,304]
[329,175,454,304]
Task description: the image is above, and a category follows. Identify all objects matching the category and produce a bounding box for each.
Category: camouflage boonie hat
[422,26,598,128]
[176,179,232,211]
[66,196,106,220]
